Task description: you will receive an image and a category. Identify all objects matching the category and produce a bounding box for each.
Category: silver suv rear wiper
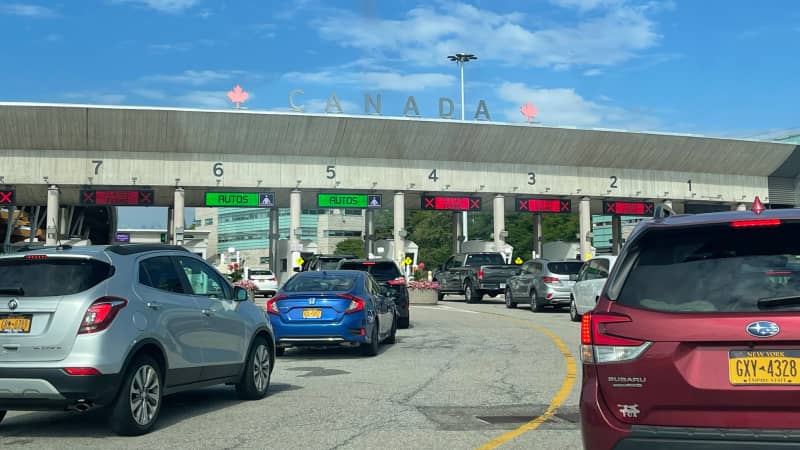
[0,287,24,296]
[757,296,800,309]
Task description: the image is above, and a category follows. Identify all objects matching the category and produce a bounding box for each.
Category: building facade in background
[193,207,365,271]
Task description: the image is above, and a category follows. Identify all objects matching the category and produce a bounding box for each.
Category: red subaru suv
[581,204,800,449]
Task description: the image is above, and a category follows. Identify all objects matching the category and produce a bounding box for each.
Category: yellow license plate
[302,309,322,319]
[0,315,32,333]
[729,350,800,385]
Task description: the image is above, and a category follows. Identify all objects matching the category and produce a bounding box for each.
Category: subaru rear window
[282,274,356,292]
[0,258,113,297]
[616,223,800,312]
[547,261,583,275]
[338,262,401,282]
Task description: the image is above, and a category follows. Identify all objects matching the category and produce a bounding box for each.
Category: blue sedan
[266,270,397,356]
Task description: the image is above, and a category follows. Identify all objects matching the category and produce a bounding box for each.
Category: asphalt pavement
[0,296,584,449]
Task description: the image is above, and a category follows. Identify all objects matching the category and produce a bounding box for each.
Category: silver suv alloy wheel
[253,344,271,393]
[130,364,160,426]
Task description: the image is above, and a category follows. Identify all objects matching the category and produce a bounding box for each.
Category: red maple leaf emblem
[520,102,538,122]
[227,85,249,108]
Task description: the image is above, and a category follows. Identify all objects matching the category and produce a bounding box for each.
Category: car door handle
[146,302,161,310]
[202,308,217,316]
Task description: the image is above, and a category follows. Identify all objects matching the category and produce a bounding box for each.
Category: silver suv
[0,244,275,435]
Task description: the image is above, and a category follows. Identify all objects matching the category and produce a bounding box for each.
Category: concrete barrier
[409,288,438,305]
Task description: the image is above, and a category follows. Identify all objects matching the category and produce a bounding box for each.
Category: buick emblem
[746,321,780,338]
[8,298,18,311]
[308,298,316,305]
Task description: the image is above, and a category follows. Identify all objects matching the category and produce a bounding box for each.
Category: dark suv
[337,259,410,329]
[581,206,800,449]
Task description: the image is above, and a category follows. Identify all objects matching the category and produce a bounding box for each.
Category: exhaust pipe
[72,401,92,412]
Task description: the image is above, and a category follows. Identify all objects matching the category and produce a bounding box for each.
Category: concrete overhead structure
[2,103,799,261]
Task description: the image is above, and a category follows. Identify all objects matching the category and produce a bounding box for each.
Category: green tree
[407,211,452,270]
[334,238,366,258]
[542,214,579,242]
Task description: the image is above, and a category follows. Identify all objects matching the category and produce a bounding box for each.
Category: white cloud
[282,70,455,91]
[112,0,198,13]
[132,89,167,100]
[149,42,193,52]
[63,92,127,104]
[175,90,237,109]
[583,68,603,76]
[143,70,249,86]
[549,0,621,12]
[497,82,658,130]
[313,1,661,69]
[0,3,56,17]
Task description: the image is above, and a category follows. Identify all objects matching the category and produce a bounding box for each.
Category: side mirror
[569,274,578,282]
[293,267,301,273]
[234,286,249,302]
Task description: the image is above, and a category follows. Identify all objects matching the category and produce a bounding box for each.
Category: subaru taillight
[543,276,560,284]
[477,270,484,281]
[266,294,286,315]
[581,312,651,364]
[78,297,127,335]
[339,293,365,314]
[387,277,406,286]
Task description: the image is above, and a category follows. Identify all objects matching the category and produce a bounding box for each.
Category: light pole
[447,52,477,239]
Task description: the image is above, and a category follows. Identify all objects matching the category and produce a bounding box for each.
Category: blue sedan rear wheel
[361,322,379,357]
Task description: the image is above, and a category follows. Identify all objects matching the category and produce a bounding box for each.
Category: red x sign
[424,197,435,209]
[560,200,571,212]
[518,200,528,211]
[0,190,14,205]
[470,199,481,210]
[81,190,96,204]
[139,191,153,205]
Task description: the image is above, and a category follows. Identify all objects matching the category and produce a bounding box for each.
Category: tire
[505,288,517,309]
[398,316,410,329]
[275,347,285,357]
[236,336,272,400]
[530,291,544,312]
[465,283,482,303]
[437,291,445,301]
[569,298,581,322]
[361,322,379,356]
[109,355,163,436]
[385,316,397,344]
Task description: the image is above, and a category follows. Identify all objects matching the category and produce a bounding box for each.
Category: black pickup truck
[433,252,522,303]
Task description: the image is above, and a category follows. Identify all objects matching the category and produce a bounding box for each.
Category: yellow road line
[475,314,577,450]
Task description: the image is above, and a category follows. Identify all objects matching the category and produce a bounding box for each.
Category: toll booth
[373,239,419,277]
[276,239,317,285]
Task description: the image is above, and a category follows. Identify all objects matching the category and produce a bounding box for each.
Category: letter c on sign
[289,89,304,112]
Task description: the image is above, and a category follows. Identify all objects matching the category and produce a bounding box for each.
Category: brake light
[362,262,376,265]
[78,297,127,335]
[339,293,365,314]
[477,270,484,281]
[731,219,781,228]
[24,254,48,260]
[266,294,286,315]
[543,276,560,284]
[387,277,406,286]
[64,367,101,376]
[581,312,651,364]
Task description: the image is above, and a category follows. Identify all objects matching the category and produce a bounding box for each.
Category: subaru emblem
[308,298,316,305]
[746,321,780,338]
[8,298,18,311]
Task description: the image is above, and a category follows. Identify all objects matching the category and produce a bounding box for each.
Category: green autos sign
[204,192,275,208]
[318,193,382,209]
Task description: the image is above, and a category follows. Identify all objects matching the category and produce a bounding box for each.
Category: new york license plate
[729,350,800,385]
[302,309,322,319]
[0,315,32,333]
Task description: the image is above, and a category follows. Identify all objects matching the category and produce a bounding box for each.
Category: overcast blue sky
[2,0,799,226]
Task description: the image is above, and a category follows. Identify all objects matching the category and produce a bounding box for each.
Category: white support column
[173,187,185,246]
[452,212,463,254]
[493,194,505,253]
[579,196,592,261]
[289,189,302,271]
[46,185,60,245]
[611,215,622,255]
[393,191,405,264]
[364,209,374,257]
[533,214,543,258]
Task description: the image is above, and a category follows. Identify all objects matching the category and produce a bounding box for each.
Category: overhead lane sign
[205,192,275,208]
[318,193,382,209]
[80,189,154,206]
[603,200,654,216]
[515,198,571,213]
[421,195,481,211]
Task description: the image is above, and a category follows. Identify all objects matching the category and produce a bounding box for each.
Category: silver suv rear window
[616,223,800,312]
[547,261,583,275]
[0,258,113,297]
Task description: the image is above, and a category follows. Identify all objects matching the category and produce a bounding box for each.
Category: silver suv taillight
[78,297,128,335]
